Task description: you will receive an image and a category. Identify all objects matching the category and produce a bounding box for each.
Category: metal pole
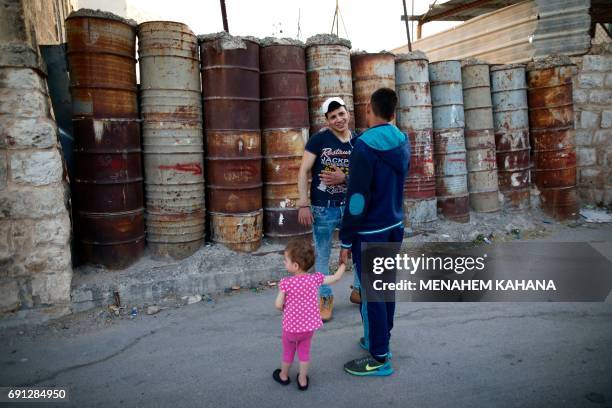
[402,0,412,51]
[220,0,229,32]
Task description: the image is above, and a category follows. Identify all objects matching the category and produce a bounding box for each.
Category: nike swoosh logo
[365,363,382,371]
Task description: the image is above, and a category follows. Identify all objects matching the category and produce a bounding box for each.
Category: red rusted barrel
[527,60,578,220]
[66,11,138,118]
[395,52,437,228]
[351,53,396,134]
[260,39,311,241]
[429,60,470,223]
[490,64,531,211]
[138,21,205,259]
[305,34,354,134]
[200,33,262,252]
[67,10,144,268]
[72,118,145,268]
[461,60,500,213]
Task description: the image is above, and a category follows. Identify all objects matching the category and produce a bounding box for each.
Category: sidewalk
[1,224,611,408]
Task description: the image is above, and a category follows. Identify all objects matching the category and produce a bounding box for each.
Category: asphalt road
[1,225,612,408]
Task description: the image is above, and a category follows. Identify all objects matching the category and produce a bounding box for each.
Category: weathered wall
[0,0,72,319]
[572,43,612,206]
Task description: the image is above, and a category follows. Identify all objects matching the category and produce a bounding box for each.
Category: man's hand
[339,248,351,265]
[319,166,346,186]
[298,206,314,227]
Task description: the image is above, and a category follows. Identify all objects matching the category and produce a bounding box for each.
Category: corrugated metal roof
[395,1,538,63]
[394,0,593,64]
[532,0,591,57]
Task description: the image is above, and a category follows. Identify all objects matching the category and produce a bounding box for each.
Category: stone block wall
[572,43,612,206]
[0,0,72,318]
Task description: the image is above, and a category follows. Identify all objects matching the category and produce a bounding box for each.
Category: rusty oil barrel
[305,34,354,134]
[461,60,500,213]
[351,52,396,134]
[490,64,531,211]
[200,33,262,251]
[66,11,138,118]
[72,118,145,268]
[260,39,311,241]
[429,60,469,223]
[395,52,437,228]
[67,10,144,268]
[527,61,578,220]
[138,21,205,259]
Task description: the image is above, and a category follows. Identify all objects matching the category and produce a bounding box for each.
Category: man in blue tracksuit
[339,88,410,376]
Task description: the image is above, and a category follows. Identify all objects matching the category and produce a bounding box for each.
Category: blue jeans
[312,205,343,298]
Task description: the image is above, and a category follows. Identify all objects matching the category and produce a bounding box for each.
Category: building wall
[0,0,72,319]
[573,43,612,206]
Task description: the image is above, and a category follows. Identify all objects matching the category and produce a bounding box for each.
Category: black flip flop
[296,374,309,391]
[273,369,290,385]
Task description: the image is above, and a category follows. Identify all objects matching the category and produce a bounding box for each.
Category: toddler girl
[273,239,346,390]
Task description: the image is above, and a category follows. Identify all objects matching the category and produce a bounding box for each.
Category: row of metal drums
[65,13,359,269]
[66,11,577,269]
[396,55,578,227]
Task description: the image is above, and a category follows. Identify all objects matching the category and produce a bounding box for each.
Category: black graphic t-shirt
[305,129,356,206]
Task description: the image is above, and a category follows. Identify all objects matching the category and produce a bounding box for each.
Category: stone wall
[572,43,612,206]
[0,0,73,319]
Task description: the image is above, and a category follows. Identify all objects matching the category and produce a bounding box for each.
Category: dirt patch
[67,9,137,27]
[305,34,351,49]
[527,54,574,71]
[259,37,305,48]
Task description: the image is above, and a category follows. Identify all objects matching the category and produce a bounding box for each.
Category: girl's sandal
[273,369,290,385]
[296,374,309,391]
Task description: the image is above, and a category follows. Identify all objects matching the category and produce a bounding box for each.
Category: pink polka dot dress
[278,272,324,333]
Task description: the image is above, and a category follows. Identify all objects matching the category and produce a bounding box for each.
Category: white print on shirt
[318,147,351,194]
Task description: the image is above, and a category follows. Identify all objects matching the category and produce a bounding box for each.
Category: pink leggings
[281,330,315,363]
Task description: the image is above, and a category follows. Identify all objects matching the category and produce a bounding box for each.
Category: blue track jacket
[339,123,410,248]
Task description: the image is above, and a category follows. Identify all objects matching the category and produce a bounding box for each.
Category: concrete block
[0,220,10,258]
[579,167,603,187]
[602,111,612,129]
[0,68,47,91]
[0,88,49,118]
[594,129,612,146]
[9,220,33,253]
[10,150,63,186]
[579,110,600,129]
[24,244,71,275]
[573,88,588,104]
[0,117,57,149]
[0,279,21,313]
[590,89,612,105]
[0,185,67,219]
[577,147,597,166]
[582,55,612,72]
[606,74,612,88]
[597,149,607,167]
[0,151,6,190]
[31,270,71,305]
[33,215,71,246]
[577,73,605,88]
[575,129,593,146]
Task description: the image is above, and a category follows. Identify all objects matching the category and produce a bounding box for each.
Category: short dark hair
[285,239,315,271]
[325,101,346,118]
[370,88,397,121]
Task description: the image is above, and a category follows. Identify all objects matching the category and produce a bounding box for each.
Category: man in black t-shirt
[297,97,358,321]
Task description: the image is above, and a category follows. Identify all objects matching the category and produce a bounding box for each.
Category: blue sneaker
[344,356,393,377]
[359,337,392,359]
